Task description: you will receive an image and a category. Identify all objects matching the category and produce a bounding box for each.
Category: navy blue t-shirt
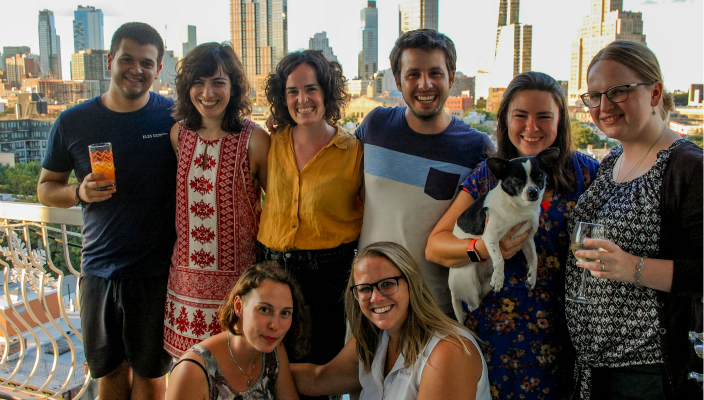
[42,92,177,278]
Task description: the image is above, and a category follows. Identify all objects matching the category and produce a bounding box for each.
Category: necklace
[615,125,666,182]
[226,331,257,387]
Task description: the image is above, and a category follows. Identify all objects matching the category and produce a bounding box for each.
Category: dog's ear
[486,157,511,181]
[536,147,560,167]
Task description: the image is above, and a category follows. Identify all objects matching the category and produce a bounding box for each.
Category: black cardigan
[656,140,703,399]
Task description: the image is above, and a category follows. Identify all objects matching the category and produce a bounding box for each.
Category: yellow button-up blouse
[258,125,363,251]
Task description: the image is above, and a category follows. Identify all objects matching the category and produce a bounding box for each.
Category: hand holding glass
[88,142,116,191]
[567,222,606,305]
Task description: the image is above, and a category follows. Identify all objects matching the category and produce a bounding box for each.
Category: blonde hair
[587,40,674,120]
[345,242,475,373]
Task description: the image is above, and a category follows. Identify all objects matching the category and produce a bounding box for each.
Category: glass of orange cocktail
[88,142,116,190]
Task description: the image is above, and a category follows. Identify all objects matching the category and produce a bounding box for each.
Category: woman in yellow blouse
[259,50,363,398]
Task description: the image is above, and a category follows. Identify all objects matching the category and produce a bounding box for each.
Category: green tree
[343,114,359,124]
[571,121,602,149]
[673,92,689,106]
[469,123,493,134]
[0,161,43,202]
[686,134,703,148]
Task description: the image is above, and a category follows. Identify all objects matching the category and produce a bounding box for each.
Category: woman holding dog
[291,241,490,400]
[565,41,702,399]
[427,71,599,399]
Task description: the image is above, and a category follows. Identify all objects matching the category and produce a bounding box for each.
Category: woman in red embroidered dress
[164,42,270,357]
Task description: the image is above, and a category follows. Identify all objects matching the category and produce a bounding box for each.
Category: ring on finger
[600,260,605,271]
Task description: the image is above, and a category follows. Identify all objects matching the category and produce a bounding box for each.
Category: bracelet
[75,182,88,208]
[634,257,645,289]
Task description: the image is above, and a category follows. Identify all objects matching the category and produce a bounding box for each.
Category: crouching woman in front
[291,242,490,400]
[166,261,310,400]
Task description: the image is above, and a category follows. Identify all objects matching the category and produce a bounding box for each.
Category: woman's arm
[249,125,271,192]
[165,355,209,400]
[274,344,299,400]
[169,122,180,155]
[576,240,674,292]
[290,337,361,396]
[417,338,483,400]
[426,190,530,268]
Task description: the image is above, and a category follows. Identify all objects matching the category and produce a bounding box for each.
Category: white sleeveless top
[358,327,490,400]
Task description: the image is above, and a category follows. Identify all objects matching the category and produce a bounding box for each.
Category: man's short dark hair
[389,29,457,84]
[110,22,165,65]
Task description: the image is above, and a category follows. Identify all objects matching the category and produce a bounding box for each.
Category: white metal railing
[0,201,91,399]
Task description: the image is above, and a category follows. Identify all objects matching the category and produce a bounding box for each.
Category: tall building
[6,55,26,88]
[308,32,338,63]
[2,46,32,71]
[475,0,531,100]
[398,0,438,36]
[71,49,110,94]
[231,0,288,90]
[73,6,104,53]
[160,50,179,87]
[38,9,62,79]
[182,25,197,58]
[568,0,646,105]
[358,1,378,79]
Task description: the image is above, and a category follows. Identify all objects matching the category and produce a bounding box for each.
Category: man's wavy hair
[218,261,311,359]
[172,42,251,133]
[389,29,457,84]
[265,50,349,127]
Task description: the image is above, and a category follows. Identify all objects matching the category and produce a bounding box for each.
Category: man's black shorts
[79,274,172,379]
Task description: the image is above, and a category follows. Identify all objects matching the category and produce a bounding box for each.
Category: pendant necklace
[615,125,666,182]
[227,331,257,387]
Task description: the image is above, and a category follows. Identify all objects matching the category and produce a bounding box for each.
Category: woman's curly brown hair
[218,261,311,359]
[172,42,251,132]
[265,50,349,127]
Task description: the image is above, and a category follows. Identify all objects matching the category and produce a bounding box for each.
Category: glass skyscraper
[38,9,62,79]
[73,6,105,53]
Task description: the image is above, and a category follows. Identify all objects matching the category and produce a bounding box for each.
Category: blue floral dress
[461,152,599,400]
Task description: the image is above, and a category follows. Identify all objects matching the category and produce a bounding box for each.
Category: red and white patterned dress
[164,120,261,357]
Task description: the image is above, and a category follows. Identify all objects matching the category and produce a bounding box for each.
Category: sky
[1,0,702,92]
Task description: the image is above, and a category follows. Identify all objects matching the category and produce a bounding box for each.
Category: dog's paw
[490,270,504,292]
[525,273,536,290]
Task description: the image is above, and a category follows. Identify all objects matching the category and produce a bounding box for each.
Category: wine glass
[567,222,606,305]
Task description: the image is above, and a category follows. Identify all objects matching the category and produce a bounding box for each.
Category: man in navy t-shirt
[355,30,493,316]
[38,22,176,399]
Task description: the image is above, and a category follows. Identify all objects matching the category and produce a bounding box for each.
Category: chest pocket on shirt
[424,167,460,200]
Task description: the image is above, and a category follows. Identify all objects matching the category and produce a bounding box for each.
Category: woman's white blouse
[359,327,490,400]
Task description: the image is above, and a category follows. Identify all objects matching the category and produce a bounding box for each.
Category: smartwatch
[466,239,487,263]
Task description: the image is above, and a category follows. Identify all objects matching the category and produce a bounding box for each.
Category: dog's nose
[527,187,539,200]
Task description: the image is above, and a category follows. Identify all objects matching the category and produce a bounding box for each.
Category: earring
[652,108,657,116]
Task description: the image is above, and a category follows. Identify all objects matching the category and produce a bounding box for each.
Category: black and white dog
[449,147,560,321]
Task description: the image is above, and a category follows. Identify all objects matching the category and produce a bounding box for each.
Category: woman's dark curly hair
[172,42,251,133]
[265,50,349,127]
[218,261,311,359]
[495,71,575,194]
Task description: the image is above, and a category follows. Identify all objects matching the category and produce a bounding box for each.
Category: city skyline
[1,0,701,92]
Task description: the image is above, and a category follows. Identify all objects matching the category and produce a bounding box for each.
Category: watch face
[467,249,481,263]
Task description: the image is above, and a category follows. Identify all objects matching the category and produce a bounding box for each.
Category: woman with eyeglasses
[565,40,702,399]
[290,241,490,400]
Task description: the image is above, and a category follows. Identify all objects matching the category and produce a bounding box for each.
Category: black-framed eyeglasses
[349,276,405,301]
[580,81,655,108]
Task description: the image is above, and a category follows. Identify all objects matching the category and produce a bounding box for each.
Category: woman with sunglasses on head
[565,40,702,399]
[166,261,310,400]
[291,241,490,400]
